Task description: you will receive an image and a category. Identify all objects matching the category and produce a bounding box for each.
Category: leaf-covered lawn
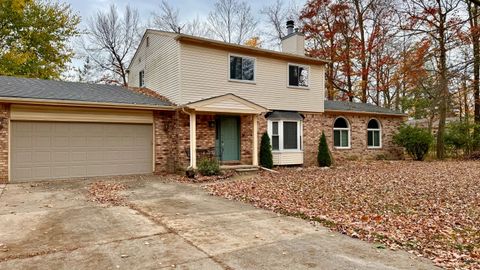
[206,161,480,269]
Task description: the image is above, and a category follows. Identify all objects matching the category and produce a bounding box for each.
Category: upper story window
[229,55,255,82]
[288,64,309,88]
[139,70,145,87]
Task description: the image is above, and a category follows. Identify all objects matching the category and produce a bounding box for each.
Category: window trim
[287,63,310,89]
[333,117,351,149]
[228,53,257,84]
[267,120,303,152]
[139,70,145,87]
[367,119,382,149]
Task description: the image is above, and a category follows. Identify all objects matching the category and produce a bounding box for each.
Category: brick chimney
[281,20,305,55]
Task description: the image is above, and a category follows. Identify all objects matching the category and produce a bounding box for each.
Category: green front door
[216,116,240,161]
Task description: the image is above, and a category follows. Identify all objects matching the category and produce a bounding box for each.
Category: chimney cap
[286,20,294,35]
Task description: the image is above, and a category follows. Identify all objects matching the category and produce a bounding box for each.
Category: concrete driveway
[0,176,438,270]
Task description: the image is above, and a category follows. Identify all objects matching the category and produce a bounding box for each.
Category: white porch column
[189,112,197,169]
[252,114,258,166]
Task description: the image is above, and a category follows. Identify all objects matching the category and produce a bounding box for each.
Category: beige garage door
[11,122,153,182]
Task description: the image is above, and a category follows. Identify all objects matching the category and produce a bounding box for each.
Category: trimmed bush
[317,131,332,167]
[393,125,434,161]
[197,158,220,176]
[259,132,273,169]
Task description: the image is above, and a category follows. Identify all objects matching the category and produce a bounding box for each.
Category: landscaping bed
[207,161,480,269]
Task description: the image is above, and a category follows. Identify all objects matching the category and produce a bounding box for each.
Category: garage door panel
[11,122,153,182]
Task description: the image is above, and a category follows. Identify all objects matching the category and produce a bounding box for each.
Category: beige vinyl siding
[272,152,304,165]
[10,105,153,124]
[128,32,181,104]
[179,43,325,112]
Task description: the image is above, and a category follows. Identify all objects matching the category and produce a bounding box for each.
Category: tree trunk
[469,3,480,149]
[354,0,368,103]
[436,2,448,160]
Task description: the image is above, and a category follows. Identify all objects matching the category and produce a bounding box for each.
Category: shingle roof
[0,76,173,107]
[324,100,405,116]
[266,110,304,120]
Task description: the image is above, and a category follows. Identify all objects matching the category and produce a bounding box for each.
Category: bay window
[268,120,302,151]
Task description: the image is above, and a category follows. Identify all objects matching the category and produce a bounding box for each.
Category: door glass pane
[334,130,340,146]
[242,58,254,81]
[272,135,279,150]
[283,122,298,149]
[289,65,298,86]
[368,130,373,146]
[230,56,242,80]
[341,130,349,147]
[374,131,380,146]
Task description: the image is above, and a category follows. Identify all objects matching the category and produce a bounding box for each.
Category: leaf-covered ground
[206,161,480,269]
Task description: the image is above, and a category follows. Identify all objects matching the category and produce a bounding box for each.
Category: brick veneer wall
[154,110,404,173]
[303,112,404,166]
[0,104,9,183]
[196,114,216,161]
[240,115,253,164]
[154,111,178,173]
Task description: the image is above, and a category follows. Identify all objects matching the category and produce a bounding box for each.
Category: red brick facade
[0,105,404,180]
[151,109,406,174]
[0,103,9,183]
[303,112,404,166]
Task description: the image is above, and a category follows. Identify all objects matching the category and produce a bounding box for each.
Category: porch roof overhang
[184,93,268,114]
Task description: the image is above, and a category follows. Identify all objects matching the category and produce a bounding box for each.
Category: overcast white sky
[64,0,304,78]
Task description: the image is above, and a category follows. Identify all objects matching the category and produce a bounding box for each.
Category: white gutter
[0,97,176,111]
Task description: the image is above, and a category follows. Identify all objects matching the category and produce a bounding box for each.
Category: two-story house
[0,22,404,183]
[127,22,405,171]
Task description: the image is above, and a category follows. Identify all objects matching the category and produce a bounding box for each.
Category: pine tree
[318,131,332,167]
[259,132,273,169]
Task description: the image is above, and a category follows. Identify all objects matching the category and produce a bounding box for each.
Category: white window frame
[287,63,310,89]
[228,53,256,84]
[267,120,303,152]
[139,70,145,87]
[367,119,382,149]
[333,117,351,149]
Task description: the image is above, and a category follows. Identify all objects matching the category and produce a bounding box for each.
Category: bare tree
[261,0,303,49]
[208,0,257,44]
[152,0,181,33]
[151,1,211,37]
[182,16,212,37]
[81,4,141,86]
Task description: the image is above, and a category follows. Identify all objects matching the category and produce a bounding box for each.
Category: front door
[216,116,240,161]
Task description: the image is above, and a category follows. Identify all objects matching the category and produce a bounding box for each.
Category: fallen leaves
[87,182,127,206]
[177,171,235,183]
[207,161,480,270]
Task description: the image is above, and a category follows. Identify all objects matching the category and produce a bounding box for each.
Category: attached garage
[0,76,174,183]
[11,121,153,182]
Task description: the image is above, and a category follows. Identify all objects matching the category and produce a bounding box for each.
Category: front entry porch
[184,94,268,169]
